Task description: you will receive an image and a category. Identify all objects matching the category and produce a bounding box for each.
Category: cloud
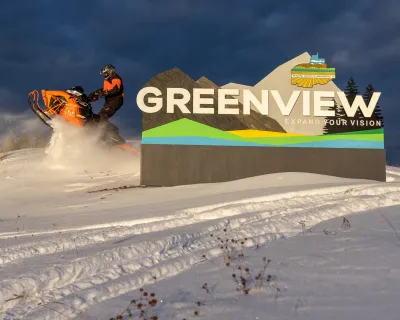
[332,50,351,66]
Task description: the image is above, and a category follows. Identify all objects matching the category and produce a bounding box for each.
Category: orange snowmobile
[28,86,139,154]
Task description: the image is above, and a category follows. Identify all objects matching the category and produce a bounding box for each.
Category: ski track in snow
[0,147,399,319]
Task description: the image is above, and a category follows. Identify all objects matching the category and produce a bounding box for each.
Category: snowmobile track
[87,184,164,193]
[1,181,400,319]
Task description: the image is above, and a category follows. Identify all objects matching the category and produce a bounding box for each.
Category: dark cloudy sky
[0,0,399,163]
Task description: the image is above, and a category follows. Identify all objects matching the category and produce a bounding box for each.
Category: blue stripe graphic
[142,136,384,149]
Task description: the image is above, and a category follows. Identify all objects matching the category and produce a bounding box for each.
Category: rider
[88,64,124,122]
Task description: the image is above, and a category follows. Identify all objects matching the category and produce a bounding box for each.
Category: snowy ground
[0,121,400,319]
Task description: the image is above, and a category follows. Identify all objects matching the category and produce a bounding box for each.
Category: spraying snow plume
[44,117,140,174]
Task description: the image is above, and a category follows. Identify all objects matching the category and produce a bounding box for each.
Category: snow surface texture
[0,120,400,319]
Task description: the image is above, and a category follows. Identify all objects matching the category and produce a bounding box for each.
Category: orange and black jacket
[102,73,124,102]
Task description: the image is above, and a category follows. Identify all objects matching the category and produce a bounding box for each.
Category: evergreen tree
[323,99,347,134]
[363,84,384,129]
[343,76,362,132]
[336,99,349,133]
[344,76,359,105]
[323,99,336,134]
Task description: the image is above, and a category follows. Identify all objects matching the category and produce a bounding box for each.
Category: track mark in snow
[87,184,163,193]
[0,182,399,267]
[64,183,100,193]
[60,204,90,209]
[1,184,400,319]
[0,182,387,264]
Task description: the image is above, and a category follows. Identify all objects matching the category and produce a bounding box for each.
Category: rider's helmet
[66,86,85,97]
[100,64,115,80]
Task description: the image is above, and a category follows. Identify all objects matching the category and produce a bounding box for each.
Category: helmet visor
[100,67,113,78]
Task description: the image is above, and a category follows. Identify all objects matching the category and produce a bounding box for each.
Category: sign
[138,52,384,150]
[291,52,336,88]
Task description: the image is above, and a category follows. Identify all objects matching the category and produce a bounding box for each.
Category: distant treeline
[0,133,50,153]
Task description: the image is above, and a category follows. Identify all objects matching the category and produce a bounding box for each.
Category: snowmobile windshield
[66,89,83,96]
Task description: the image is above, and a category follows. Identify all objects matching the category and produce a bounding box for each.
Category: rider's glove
[88,92,98,101]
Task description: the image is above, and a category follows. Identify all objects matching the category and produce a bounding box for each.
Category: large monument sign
[137,52,386,186]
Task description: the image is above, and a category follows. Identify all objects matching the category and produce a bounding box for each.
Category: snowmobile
[27,86,139,154]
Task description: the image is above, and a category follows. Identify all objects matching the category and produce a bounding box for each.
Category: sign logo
[291,53,336,88]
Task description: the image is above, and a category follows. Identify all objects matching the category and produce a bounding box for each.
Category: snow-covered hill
[0,126,400,319]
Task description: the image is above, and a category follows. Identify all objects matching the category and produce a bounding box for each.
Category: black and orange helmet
[100,64,115,80]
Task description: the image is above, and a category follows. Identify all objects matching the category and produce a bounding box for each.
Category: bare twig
[341,217,351,230]
[202,283,214,299]
[380,211,400,243]
[73,238,80,257]
[258,257,271,289]
[38,302,74,319]
[5,294,24,303]
[0,153,11,162]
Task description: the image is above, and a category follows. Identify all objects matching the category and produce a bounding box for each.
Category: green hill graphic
[142,118,242,141]
[142,119,384,146]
